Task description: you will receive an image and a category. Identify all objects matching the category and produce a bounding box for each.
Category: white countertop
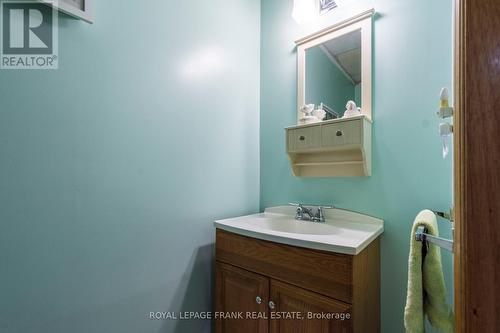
[214,206,384,255]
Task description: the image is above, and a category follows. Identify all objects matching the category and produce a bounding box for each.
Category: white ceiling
[320,30,362,84]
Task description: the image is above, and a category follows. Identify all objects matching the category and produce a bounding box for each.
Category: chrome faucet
[289,203,335,223]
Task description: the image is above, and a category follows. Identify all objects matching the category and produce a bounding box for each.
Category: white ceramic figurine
[312,108,326,121]
[299,104,322,124]
[299,104,315,117]
[343,100,362,118]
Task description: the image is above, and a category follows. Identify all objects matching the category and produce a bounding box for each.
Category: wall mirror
[296,10,373,123]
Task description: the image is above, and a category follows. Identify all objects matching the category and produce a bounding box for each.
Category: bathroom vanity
[214,206,383,333]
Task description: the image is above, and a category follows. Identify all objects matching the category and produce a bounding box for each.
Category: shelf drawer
[322,119,362,147]
[288,126,321,152]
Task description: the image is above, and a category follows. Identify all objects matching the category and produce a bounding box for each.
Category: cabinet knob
[336,130,343,137]
[268,301,275,309]
[256,296,262,305]
[299,135,306,141]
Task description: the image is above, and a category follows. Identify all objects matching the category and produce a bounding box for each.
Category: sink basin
[214,206,384,255]
[238,215,341,235]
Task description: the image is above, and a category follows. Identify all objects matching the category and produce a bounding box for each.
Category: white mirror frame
[295,9,374,122]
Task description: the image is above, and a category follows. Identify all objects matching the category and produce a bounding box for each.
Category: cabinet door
[215,262,269,333]
[270,280,352,333]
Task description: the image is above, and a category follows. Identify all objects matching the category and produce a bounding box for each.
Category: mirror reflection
[305,29,362,119]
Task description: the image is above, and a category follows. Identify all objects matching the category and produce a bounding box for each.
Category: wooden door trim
[454,0,500,331]
[453,0,465,331]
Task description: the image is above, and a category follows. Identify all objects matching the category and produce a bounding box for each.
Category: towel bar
[432,209,453,222]
[415,226,454,252]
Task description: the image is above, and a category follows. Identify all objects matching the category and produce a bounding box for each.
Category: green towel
[404,210,454,333]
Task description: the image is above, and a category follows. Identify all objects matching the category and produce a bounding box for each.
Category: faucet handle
[289,203,304,220]
[314,205,335,222]
[289,203,304,212]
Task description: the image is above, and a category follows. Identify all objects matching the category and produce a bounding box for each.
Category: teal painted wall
[0,1,260,332]
[260,1,453,332]
[305,46,355,116]
[354,83,362,107]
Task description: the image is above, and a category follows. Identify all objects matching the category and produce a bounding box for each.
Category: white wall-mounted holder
[436,88,454,158]
[437,107,454,119]
[39,0,93,23]
[437,87,454,118]
[286,115,372,177]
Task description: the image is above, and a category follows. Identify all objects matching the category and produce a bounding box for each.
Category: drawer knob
[299,135,306,141]
[268,301,275,309]
[256,296,262,304]
[336,130,343,137]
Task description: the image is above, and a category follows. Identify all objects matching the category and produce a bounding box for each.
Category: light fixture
[291,0,317,24]
[319,0,338,15]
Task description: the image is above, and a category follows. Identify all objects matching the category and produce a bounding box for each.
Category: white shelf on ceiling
[39,0,93,23]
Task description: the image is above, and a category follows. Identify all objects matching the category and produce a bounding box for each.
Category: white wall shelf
[286,115,372,177]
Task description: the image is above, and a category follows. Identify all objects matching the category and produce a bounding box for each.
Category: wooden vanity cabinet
[215,229,380,333]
